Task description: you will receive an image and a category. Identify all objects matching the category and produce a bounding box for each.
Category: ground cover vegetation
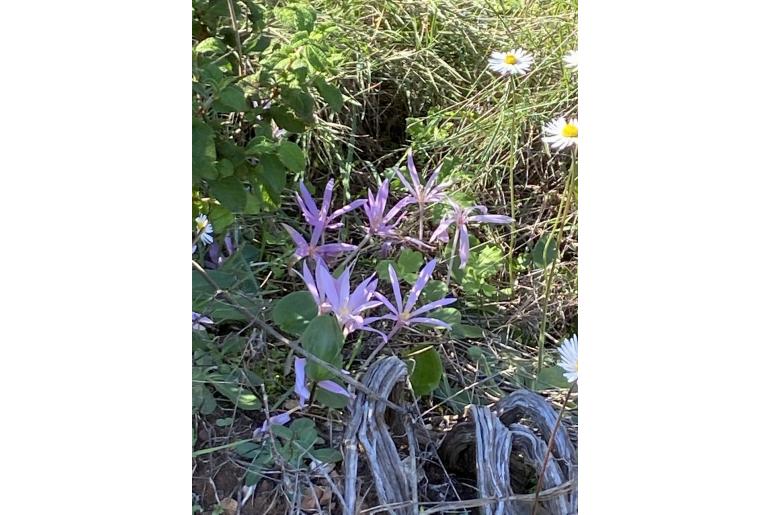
[192,0,577,512]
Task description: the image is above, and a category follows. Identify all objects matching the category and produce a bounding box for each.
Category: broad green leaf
[453,324,484,338]
[207,203,234,232]
[315,385,349,409]
[256,154,287,203]
[534,366,571,391]
[277,141,306,173]
[375,260,396,282]
[192,118,217,181]
[283,88,315,121]
[210,380,261,410]
[209,176,246,212]
[216,159,234,177]
[215,85,249,112]
[271,291,318,336]
[532,233,558,269]
[397,249,424,283]
[421,280,448,303]
[310,448,343,464]
[431,307,461,328]
[194,37,226,55]
[192,383,217,415]
[407,346,443,396]
[313,77,343,112]
[300,315,343,381]
[270,104,307,133]
[271,425,293,440]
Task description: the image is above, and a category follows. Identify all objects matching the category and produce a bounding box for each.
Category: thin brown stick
[530,382,576,515]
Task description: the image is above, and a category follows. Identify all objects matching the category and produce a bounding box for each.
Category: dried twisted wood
[343,357,415,515]
[469,405,514,515]
[440,390,577,515]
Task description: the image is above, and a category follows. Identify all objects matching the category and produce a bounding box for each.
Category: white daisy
[543,116,578,151]
[488,49,534,76]
[557,334,578,383]
[563,50,578,71]
[195,214,214,245]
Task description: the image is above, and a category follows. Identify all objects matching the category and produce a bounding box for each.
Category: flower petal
[409,297,456,317]
[405,259,436,312]
[318,380,353,398]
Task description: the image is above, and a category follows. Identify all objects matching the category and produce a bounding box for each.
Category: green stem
[506,80,518,293]
[536,150,577,373]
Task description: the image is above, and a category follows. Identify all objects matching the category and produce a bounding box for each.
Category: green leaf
[192,118,217,181]
[216,159,234,177]
[209,176,246,212]
[310,448,343,464]
[271,425,293,441]
[300,315,343,381]
[407,346,443,396]
[431,307,461,328]
[192,383,217,415]
[421,280,448,303]
[277,141,306,173]
[532,233,558,269]
[215,85,249,112]
[397,249,424,283]
[376,260,396,282]
[256,154,287,203]
[207,203,234,233]
[313,77,343,112]
[534,366,571,391]
[210,380,261,410]
[270,104,307,133]
[315,385,349,409]
[283,88,315,121]
[271,291,318,336]
[194,37,226,55]
[453,324,484,338]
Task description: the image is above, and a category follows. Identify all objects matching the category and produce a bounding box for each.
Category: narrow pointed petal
[374,292,399,315]
[409,297,457,317]
[321,179,334,215]
[424,163,443,191]
[406,151,421,190]
[468,214,513,224]
[405,259,436,312]
[317,380,352,398]
[408,317,452,329]
[302,261,320,304]
[299,183,319,218]
[317,243,357,258]
[384,195,412,224]
[339,267,351,306]
[318,261,340,309]
[294,358,311,407]
[330,199,367,220]
[430,218,453,243]
[395,169,418,197]
[387,264,403,312]
[458,225,470,268]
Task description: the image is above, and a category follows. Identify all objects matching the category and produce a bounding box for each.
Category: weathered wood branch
[343,357,415,515]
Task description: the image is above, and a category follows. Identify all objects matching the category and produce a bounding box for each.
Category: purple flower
[395,151,451,208]
[296,179,365,232]
[315,263,385,339]
[294,357,353,408]
[282,222,357,263]
[300,259,332,315]
[363,180,412,238]
[254,412,292,437]
[204,233,236,269]
[367,259,456,337]
[192,311,214,331]
[430,203,513,268]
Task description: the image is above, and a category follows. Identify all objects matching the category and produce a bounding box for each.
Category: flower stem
[418,204,425,242]
[536,150,577,373]
[506,80,518,293]
[445,227,460,288]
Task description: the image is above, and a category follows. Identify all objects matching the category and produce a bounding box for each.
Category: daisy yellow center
[561,123,578,138]
[504,54,517,65]
[196,220,207,231]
